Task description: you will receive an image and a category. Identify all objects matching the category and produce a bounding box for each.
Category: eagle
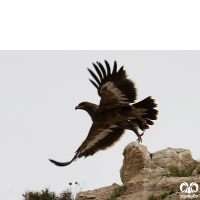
[49,61,158,166]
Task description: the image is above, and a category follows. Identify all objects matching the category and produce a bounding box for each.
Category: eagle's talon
[137,132,144,143]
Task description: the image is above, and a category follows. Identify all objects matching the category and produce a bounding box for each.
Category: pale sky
[0,51,200,200]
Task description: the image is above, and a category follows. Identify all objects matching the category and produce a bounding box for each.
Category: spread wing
[88,60,137,112]
[49,123,125,166]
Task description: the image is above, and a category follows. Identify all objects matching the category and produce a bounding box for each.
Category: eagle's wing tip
[49,159,72,167]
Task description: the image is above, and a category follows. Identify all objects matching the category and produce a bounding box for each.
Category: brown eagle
[49,61,158,166]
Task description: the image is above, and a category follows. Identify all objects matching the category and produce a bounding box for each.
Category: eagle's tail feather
[133,96,156,109]
[132,96,158,131]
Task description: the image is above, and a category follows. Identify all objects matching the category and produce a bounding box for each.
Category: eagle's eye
[79,103,85,107]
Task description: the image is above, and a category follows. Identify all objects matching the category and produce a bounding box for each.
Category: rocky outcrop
[120,142,151,183]
[151,147,196,171]
[120,142,200,200]
[75,183,120,200]
[76,142,200,200]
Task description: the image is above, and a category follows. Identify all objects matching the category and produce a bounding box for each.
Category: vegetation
[104,185,127,200]
[22,181,84,200]
[148,195,158,200]
[148,188,176,200]
[167,161,198,177]
[22,188,74,200]
[160,192,168,199]
[168,188,175,195]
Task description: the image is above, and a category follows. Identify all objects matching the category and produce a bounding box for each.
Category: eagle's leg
[117,121,144,143]
[136,132,144,143]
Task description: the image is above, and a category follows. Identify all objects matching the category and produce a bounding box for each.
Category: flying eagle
[49,61,158,166]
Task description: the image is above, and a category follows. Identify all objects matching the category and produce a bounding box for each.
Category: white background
[1,51,200,200]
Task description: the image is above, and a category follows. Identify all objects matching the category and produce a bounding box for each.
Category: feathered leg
[117,120,144,143]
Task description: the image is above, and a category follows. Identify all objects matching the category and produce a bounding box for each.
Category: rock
[75,142,200,200]
[192,161,200,176]
[120,141,151,183]
[75,183,119,200]
[152,147,196,171]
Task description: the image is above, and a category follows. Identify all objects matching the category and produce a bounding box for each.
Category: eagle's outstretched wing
[88,61,137,112]
[49,123,125,166]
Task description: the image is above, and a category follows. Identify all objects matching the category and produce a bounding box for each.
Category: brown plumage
[49,61,158,166]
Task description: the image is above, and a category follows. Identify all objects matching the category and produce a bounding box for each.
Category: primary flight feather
[49,61,158,166]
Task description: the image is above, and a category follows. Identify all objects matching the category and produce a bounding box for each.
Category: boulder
[152,147,196,171]
[120,141,151,183]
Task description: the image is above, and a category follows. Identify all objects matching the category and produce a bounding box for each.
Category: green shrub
[22,188,74,200]
[161,192,168,199]
[168,161,198,177]
[104,185,127,200]
[148,190,177,200]
[169,166,180,176]
[148,195,158,200]
[169,188,175,195]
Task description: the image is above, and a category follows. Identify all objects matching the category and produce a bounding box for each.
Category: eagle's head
[75,101,98,113]
[75,102,89,110]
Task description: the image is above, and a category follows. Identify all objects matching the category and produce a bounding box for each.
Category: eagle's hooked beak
[75,105,82,110]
